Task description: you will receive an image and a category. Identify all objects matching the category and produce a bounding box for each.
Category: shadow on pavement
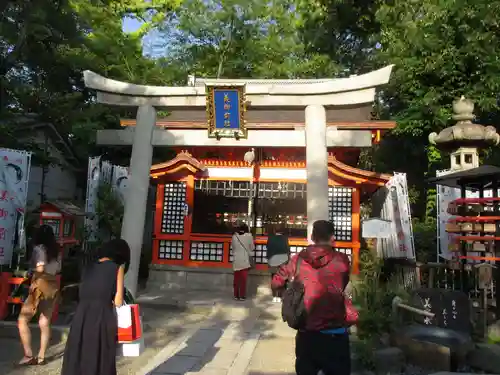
[147,319,228,374]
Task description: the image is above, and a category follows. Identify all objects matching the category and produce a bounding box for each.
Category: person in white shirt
[231,223,255,300]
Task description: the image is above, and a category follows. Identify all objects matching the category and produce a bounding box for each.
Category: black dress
[61,260,118,375]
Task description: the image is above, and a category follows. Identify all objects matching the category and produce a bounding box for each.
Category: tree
[295,0,380,74]
[154,0,339,80]
[1,0,179,164]
[373,0,500,218]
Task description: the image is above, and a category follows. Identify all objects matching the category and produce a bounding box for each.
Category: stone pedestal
[148,265,271,296]
[305,104,329,239]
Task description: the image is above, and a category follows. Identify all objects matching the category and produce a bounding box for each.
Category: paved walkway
[140,296,296,375]
[0,292,299,375]
[0,304,213,375]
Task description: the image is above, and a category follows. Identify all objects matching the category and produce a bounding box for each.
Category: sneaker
[276,297,282,303]
[272,297,278,303]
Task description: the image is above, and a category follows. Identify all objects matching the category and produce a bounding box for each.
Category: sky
[122,16,164,57]
[122,17,142,33]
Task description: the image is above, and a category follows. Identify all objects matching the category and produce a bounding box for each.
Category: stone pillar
[122,104,156,297]
[305,104,329,240]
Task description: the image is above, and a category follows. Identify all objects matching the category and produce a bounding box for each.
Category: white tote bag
[115,304,145,357]
[116,304,132,330]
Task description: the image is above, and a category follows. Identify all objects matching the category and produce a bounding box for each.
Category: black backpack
[281,258,307,330]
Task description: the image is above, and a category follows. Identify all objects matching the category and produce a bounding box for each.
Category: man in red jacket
[271,220,351,375]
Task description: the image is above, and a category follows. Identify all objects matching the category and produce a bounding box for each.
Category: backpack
[281,258,307,330]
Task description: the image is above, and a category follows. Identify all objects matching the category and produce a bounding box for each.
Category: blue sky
[122,17,164,57]
[122,17,142,33]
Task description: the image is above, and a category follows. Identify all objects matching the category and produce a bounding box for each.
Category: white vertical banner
[0,149,31,266]
[85,156,101,242]
[388,173,415,259]
[111,166,129,204]
[101,161,113,183]
[378,173,415,259]
[85,158,129,242]
[436,169,460,261]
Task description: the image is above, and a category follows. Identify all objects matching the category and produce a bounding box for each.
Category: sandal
[36,358,47,366]
[17,356,36,366]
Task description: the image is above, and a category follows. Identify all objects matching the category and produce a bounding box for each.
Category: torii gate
[82,65,394,296]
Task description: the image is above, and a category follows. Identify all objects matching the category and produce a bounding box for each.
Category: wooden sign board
[362,218,393,239]
[206,85,247,139]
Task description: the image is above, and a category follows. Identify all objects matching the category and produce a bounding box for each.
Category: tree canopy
[2,0,500,219]
[154,0,339,80]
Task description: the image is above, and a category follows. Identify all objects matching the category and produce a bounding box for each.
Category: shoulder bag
[281,257,307,329]
[235,234,255,268]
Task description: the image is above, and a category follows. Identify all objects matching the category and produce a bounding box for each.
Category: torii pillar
[121,105,156,296]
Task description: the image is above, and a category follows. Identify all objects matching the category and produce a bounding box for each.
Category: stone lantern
[429,96,500,170]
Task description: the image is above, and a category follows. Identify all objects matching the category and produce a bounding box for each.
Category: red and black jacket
[272,245,350,331]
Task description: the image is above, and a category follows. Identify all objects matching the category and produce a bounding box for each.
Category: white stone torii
[82,65,394,296]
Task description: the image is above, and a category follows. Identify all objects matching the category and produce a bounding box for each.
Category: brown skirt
[19,293,58,320]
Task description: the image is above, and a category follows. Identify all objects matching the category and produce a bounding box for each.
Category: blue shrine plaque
[206,85,247,139]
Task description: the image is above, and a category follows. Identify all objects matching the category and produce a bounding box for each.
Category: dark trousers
[233,269,249,298]
[295,331,350,375]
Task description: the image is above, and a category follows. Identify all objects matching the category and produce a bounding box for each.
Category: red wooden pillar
[351,187,361,274]
[0,272,11,320]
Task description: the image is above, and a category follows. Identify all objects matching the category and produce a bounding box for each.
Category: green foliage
[1,0,177,162]
[156,0,339,79]
[305,0,500,219]
[412,218,437,263]
[4,0,500,225]
[354,249,404,339]
[375,0,500,135]
[296,0,379,73]
[373,0,500,215]
[352,248,408,367]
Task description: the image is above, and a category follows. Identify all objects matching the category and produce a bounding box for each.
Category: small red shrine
[148,145,392,277]
[38,200,84,249]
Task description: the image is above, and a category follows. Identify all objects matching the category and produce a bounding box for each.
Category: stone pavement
[0,291,300,375]
[140,296,297,375]
[0,303,214,375]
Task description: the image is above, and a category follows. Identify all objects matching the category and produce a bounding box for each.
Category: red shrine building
[147,149,392,275]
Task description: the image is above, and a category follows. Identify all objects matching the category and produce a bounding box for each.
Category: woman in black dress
[61,239,130,375]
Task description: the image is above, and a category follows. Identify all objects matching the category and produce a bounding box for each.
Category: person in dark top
[272,220,351,375]
[266,224,290,302]
[61,239,130,375]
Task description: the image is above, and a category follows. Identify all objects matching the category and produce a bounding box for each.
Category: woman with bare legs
[17,225,61,366]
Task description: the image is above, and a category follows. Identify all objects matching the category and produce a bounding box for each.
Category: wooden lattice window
[158,240,184,260]
[162,182,187,234]
[328,187,353,241]
[190,241,224,262]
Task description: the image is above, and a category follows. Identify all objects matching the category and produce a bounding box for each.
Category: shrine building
[83,66,395,294]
